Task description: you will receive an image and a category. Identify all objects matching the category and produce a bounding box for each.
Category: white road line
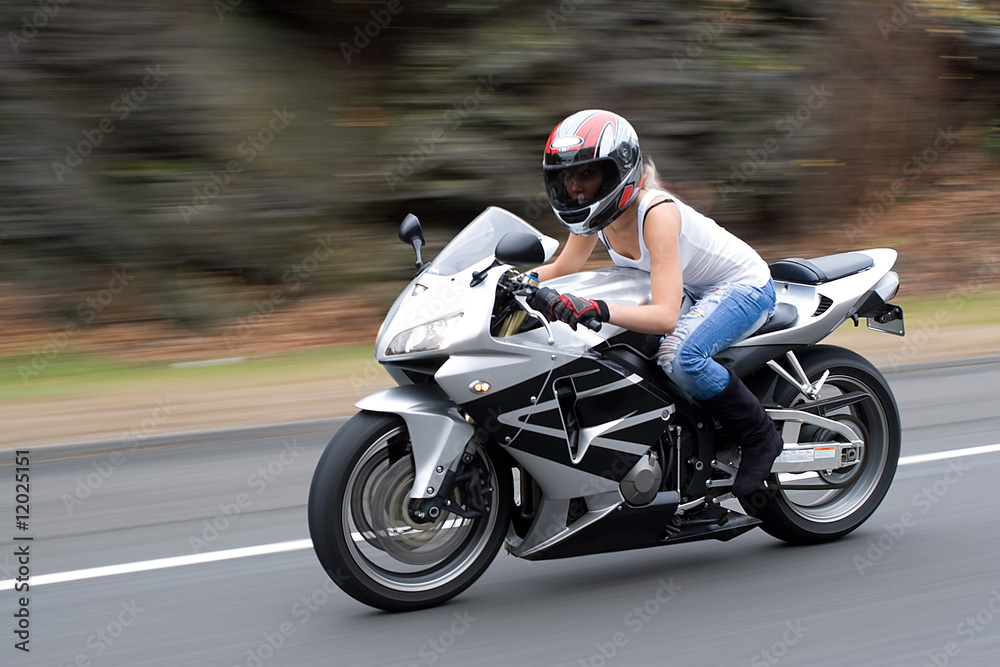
[898,442,1000,466]
[4,443,1000,591]
[0,539,312,591]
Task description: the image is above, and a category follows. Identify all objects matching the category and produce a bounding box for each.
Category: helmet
[543,110,643,236]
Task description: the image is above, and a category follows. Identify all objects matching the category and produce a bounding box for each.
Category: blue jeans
[655,280,776,401]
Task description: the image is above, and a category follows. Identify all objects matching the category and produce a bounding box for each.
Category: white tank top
[598,189,771,297]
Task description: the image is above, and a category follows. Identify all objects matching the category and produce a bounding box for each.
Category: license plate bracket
[866,304,904,336]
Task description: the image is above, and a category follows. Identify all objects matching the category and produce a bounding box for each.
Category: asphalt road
[3,358,1000,667]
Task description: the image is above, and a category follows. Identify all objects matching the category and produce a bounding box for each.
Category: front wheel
[308,411,511,611]
[740,346,901,545]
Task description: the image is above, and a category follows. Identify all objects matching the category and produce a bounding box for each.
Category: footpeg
[705,460,737,489]
[711,492,734,505]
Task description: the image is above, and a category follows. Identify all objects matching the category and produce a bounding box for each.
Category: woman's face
[561,164,604,205]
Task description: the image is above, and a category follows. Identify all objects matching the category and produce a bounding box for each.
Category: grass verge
[0,345,379,401]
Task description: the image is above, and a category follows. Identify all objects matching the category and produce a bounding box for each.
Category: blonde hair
[642,157,663,190]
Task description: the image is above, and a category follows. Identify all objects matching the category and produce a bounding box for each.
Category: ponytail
[642,158,663,190]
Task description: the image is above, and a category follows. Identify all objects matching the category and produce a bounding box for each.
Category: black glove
[530,287,609,331]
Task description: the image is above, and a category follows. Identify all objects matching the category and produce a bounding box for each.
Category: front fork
[355,384,488,524]
[356,384,474,497]
[409,448,489,523]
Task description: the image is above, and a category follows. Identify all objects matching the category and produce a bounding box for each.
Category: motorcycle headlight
[386,313,464,356]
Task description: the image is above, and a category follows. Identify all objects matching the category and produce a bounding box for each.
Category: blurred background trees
[0,0,998,349]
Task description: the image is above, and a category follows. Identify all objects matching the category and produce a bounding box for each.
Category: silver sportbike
[308,207,905,611]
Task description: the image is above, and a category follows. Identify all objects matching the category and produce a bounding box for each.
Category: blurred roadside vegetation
[1,0,999,357]
[2,288,999,402]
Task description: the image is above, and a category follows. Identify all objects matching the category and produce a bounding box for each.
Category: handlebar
[507,274,602,333]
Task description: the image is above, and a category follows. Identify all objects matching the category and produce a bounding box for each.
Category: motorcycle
[308,206,905,611]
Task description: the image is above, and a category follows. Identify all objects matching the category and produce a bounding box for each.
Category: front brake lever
[514,292,555,346]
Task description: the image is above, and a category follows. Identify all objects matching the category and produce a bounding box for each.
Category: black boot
[699,372,784,497]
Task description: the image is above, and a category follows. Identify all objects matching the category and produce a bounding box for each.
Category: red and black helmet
[543,110,643,236]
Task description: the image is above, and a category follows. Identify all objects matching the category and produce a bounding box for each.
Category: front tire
[740,346,901,545]
[308,411,511,611]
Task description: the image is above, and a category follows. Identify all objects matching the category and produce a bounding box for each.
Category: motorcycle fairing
[355,384,475,502]
[732,248,898,348]
[461,355,672,494]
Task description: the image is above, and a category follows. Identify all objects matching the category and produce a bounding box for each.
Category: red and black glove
[530,287,609,331]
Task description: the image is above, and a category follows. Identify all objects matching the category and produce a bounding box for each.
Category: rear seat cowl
[769,252,874,285]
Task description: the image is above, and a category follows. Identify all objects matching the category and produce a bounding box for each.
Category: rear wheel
[308,411,511,611]
[740,346,901,544]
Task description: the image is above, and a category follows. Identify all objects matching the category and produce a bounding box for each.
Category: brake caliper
[408,461,489,524]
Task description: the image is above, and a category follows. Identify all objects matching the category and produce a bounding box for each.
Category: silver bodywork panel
[505,491,624,559]
[355,385,473,500]
[733,248,898,348]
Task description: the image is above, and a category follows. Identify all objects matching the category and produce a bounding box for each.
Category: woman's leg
[656,280,782,497]
[656,280,775,400]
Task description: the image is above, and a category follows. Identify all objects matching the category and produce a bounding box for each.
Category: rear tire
[739,346,900,545]
[308,411,512,611]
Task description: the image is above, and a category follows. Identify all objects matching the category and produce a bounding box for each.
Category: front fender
[356,385,474,500]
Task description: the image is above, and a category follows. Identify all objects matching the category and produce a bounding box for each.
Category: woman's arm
[534,232,599,282]
[605,203,684,335]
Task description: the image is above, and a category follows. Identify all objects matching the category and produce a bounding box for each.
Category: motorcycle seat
[751,301,798,336]
[602,299,798,362]
[769,252,874,285]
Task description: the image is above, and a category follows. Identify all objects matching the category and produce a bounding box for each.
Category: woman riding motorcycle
[532,109,783,497]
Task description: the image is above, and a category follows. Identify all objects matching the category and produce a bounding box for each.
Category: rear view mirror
[398,214,425,269]
[470,233,546,287]
[495,233,546,266]
[398,213,424,246]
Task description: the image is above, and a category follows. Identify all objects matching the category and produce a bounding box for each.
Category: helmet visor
[544,160,621,212]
